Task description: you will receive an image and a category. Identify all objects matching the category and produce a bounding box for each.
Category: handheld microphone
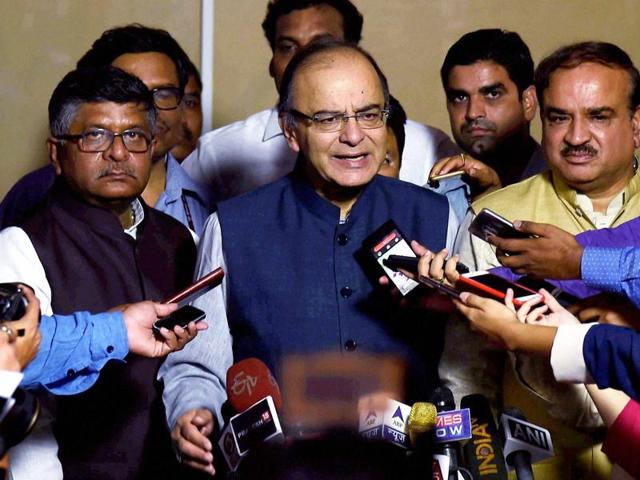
[407,402,438,447]
[460,394,508,479]
[226,358,282,412]
[500,407,554,480]
[431,387,472,480]
[219,358,284,472]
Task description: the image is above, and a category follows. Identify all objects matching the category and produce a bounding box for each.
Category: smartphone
[458,271,540,306]
[428,170,465,185]
[383,254,470,275]
[153,305,206,333]
[162,267,224,305]
[468,208,532,243]
[363,220,419,296]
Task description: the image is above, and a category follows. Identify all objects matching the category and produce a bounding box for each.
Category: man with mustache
[0,66,197,480]
[0,25,211,236]
[441,42,640,478]
[429,29,546,199]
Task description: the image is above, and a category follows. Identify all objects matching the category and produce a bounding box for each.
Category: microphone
[218,358,284,472]
[500,407,554,480]
[226,357,282,411]
[407,402,438,447]
[460,394,508,479]
[431,387,472,480]
[358,398,413,449]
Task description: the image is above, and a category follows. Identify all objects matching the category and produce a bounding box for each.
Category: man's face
[171,73,203,161]
[269,4,345,91]
[542,62,640,196]
[378,127,401,179]
[445,61,536,159]
[111,52,181,159]
[281,51,387,194]
[49,101,154,208]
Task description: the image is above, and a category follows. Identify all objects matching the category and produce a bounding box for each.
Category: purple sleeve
[575,217,640,248]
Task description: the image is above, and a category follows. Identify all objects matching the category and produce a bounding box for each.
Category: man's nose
[465,97,485,121]
[103,135,129,162]
[339,116,366,146]
[564,116,591,146]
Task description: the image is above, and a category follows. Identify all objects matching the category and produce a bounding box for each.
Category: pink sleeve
[602,399,640,477]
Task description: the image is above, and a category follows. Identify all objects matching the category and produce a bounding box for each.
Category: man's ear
[521,86,538,122]
[279,114,301,153]
[631,106,640,149]
[268,57,276,79]
[47,137,63,175]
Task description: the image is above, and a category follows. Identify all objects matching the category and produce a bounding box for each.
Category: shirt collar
[124,198,145,239]
[263,107,284,142]
[552,167,640,220]
[289,157,376,224]
[161,153,212,206]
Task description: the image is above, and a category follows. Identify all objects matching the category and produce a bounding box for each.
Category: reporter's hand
[454,292,522,350]
[123,302,208,358]
[429,154,502,198]
[521,289,579,326]
[0,337,20,372]
[489,221,582,280]
[8,286,42,369]
[171,408,215,475]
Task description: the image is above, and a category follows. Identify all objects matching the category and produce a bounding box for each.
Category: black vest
[21,184,196,480]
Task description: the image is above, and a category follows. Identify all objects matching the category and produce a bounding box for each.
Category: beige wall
[2,0,640,197]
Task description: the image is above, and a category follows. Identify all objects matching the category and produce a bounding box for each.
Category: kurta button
[344,339,357,351]
[67,369,75,377]
[107,345,114,354]
[337,233,349,245]
[340,286,352,298]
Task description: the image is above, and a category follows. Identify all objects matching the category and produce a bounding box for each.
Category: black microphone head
[429,386,455,413]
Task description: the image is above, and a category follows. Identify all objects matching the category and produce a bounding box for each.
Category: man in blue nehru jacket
[160,39,459,474]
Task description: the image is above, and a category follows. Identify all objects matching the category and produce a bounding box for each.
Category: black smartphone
[153,305,206,333]
[362,220,419,296]
[383,255,470,274]
[468,208,532,242]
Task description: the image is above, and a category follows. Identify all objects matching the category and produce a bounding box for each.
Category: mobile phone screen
[153,305,206,332]
[368,226,419,296]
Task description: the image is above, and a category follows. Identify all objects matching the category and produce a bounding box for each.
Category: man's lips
[465,126,493,137]
[332,152,369,164]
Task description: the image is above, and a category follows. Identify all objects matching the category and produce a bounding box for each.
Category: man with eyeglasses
[160,39,458,475]
[0,66,197,479]
[0,24,211,236]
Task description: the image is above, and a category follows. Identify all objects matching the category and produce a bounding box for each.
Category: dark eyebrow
[312,104,382,116]
[478,82,506,95]
[544,107,569,116]
[445,88,468,98]
[588,107,615,116]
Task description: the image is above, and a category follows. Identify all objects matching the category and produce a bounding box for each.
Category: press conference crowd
[1,0,639,479]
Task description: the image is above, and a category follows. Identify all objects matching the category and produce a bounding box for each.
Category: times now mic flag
[434,408,472,443]
[500,413,553,468]
[358,399,412,449]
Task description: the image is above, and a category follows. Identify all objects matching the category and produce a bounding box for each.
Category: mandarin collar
[289,158,377,224]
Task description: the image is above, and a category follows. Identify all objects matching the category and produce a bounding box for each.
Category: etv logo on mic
[434,408,472,443]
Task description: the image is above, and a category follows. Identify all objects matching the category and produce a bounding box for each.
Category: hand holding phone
[153,305,206,333]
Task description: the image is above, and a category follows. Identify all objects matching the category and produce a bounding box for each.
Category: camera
[0,283,28,321]
[0,283,39,458]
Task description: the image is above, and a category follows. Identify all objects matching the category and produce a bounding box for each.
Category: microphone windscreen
[429,386,455,412]
[408,402,437,433]
[226,358,282,412]
[461,394,508,479]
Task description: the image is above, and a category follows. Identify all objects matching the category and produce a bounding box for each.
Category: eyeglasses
[289,107,389,132]
[151,87,182,110]
[56,128,153,153]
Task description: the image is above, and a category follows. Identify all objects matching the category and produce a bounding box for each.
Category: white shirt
[183,107,461,202]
